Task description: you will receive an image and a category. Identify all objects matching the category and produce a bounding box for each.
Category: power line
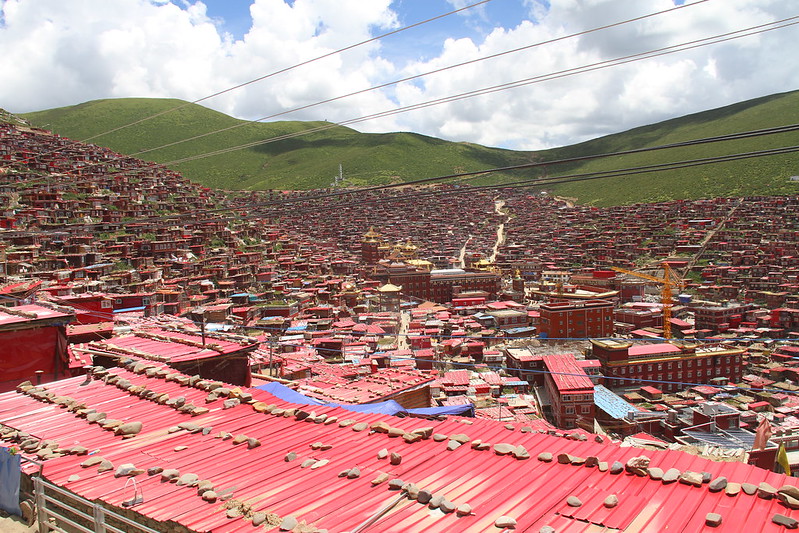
[3,134,798,240]
[13,0,495,168]
[79,0,495,145]
[148,15,799,169]
[229,323,791,394]
[11,13,796,222]
[125,0,713,161]
[10,1,778,193]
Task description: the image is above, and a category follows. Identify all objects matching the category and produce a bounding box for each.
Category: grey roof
[681,427,768,450]
[594,385,648,421]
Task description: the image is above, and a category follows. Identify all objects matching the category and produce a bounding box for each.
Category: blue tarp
[326,400,406,415]
[255,382,325,406]
[0,447,21,517]
[255,382,474,417]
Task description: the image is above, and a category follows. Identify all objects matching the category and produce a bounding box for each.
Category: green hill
[21,91,799,205]
[22,98,535,191]
[538,91,799,205]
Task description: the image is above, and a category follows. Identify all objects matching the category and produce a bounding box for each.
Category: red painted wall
[0,326,67,392]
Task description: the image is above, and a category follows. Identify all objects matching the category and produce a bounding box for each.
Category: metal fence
[33,476,161,533]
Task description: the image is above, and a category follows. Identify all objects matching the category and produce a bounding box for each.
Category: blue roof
[594,385,640,420]
[503,326,537,334]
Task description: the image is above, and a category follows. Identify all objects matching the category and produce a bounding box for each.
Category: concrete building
[590,339,745,393]
[543,353,595,430]
[538,299,614,339]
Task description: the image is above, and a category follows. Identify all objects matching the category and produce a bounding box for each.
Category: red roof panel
[544,353,594,392]
[0,364,797,533]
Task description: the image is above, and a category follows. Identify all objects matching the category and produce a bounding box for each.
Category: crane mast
[611,262,684,339]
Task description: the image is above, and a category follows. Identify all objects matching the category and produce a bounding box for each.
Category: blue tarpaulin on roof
[255,382,325,405]
[255,382,474,417]
[326,400,406,415]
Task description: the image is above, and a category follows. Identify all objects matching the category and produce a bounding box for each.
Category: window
[565,407,575,414]
[581,405,591,414]
[101,300,112,309]
[677,361,682,369]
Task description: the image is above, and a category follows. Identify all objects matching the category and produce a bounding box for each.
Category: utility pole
[268,336,276,377]
[193,307,206,346]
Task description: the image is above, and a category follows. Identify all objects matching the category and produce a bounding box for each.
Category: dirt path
[554,196,576,208]
[458,235,473,269]
[397,310,410,350]
[489,199,509,263]
[680,198,742,275]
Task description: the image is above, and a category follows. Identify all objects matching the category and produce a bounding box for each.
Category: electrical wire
[137,15,799,171]
[5,121,799,239]
[13,0,495,167]
[123,0,713,161]
[10,2,787,195]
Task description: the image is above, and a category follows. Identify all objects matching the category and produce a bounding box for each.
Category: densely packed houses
[3,119,799,490]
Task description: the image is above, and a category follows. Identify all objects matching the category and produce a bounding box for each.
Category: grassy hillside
[22,98,534,191]
[537,91,799,206]
[21,91,799,205]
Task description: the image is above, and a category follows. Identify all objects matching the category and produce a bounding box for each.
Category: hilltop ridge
[20,89,799,205]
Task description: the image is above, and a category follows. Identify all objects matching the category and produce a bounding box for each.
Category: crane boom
[611,263,684,339]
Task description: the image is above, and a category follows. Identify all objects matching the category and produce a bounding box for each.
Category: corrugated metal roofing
[1,364,798,532]
[545,353,594,392]
[81,328,255,363]
[0,303,72,327]
[594,385,649,421]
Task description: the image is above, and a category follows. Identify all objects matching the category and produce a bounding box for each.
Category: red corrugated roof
[1,365,797,533]
[85,328,255,363]
[544,353,594,393]
[0,303,72,327]
[298,367,433,404]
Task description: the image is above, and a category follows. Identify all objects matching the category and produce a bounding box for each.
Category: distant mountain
[21,90,799,205]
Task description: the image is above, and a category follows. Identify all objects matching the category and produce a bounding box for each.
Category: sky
[0,0,797,150]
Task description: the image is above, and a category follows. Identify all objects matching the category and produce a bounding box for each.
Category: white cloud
[0,0,796,152]
[390,0,799,148]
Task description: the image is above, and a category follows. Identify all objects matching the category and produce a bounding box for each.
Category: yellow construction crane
[612,262,685,339]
